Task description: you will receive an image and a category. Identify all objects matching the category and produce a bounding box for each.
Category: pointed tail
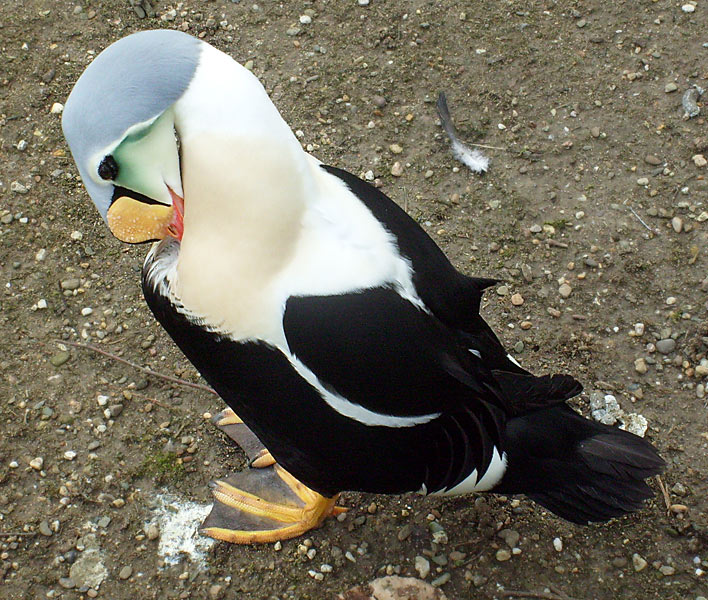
[494,404,664,524]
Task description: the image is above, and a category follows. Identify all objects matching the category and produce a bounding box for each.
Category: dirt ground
[1,1,707,599]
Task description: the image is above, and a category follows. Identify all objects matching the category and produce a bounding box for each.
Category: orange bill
[106,196,174,243]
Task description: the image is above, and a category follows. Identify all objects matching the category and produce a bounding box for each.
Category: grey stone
[39,520,52,536]
[50,351,70,367]
[656,339,676,355]
[69,550,108,589]
[118,565,132,580]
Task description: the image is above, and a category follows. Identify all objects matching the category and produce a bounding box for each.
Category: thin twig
[629,207,659,235]
[549,584,576,600]
[54,340,217,396]
[499,588,577,600]
[655,475,672,514]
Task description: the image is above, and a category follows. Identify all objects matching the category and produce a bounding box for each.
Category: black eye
[98,155,119,180]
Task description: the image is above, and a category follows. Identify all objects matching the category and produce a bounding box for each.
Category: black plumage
[142,165,664,523]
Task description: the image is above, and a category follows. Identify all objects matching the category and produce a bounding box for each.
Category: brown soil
[1,1,706,599]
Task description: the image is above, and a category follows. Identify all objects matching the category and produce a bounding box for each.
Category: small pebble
[389,143,403,154]
[59,577,76,589]
[645,155,661,165]
[50,102,64,114]
[61,278,80,291]
[496,285,509,297]
[30,457,44,470]
[671,217,682,233]
[656,339,676,355]
[558,283,572,298]
[39,520,53,536]
[118,565,132,580]
[498,529,520,548]
[146,523,159,540]
[50,351,70,367]
[692,154,707,167]
[636,177,649,186]
[397,523,413,541]
[390,161,403,177]
[553,537,563,552]
[659,565,676,576]
[415,556,430,578]
[10,181,28,194]
[634,358,648,374]
[496,549,511,562]
[671,482,687,496]
[511,293,524,306]
[431,573,450,587]
[109,404,124,418]
[64,450,77,461]
[98,516,111,528]
[681,3,695,13]
[209,585,223,599]
[665,82,678,93]
[632,553,648,572]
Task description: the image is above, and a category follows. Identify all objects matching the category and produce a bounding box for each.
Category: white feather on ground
[449,139,489,173]
[437,92,489,174]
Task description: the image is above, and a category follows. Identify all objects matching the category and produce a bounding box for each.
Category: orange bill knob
[106,196,174,243]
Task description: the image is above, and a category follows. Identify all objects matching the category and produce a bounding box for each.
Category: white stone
[64,450,77,461]
[620,413,648,438]
[299,15,311,24]
[70,230,83,241]
[50,102,64,114]
[681,4,696,13]
[81,307,93,316]
[553,537,563,552]
[414,555,430,578]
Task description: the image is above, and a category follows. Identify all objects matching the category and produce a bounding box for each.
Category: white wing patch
[290,356,441,428]
[433,446,507,496]
[506,353,523,369]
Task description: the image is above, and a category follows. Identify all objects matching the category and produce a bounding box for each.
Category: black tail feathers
[494,404,664,524]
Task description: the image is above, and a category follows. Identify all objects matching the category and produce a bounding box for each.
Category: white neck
[170,42,312,340]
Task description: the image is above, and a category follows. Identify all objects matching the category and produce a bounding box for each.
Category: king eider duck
[62,30,664,544]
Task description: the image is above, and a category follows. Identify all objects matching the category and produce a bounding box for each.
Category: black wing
[283,287,508,488]
[321,164,527,375]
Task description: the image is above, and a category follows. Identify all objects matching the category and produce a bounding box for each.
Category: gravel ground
[1,1,707,599]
